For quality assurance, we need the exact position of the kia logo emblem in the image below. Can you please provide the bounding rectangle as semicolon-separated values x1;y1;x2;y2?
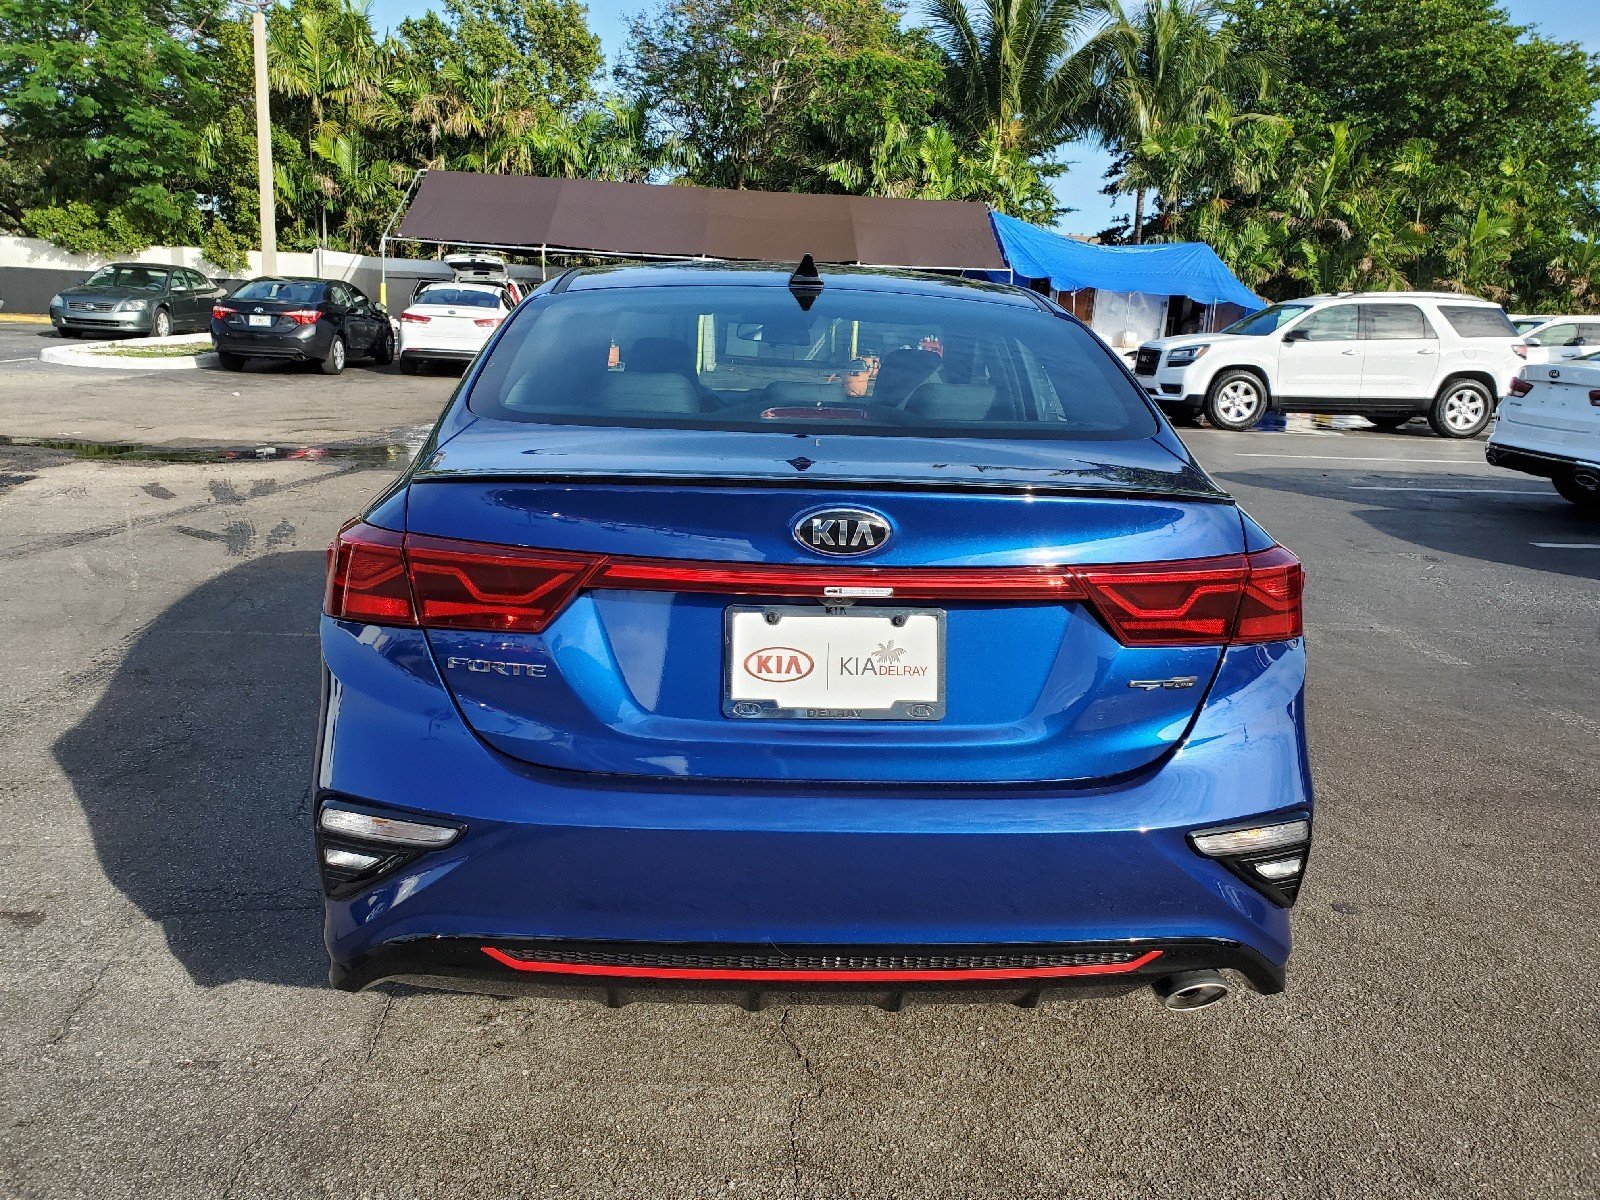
794;507;891;557
743;647;814;682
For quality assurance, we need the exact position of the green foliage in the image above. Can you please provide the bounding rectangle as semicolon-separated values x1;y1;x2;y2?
617;0;941;191
0;0;225;243
200;221;251;276
22;202;151;257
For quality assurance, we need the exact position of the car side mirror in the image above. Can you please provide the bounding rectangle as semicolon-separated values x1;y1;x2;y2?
1283;328;1309;344
1524;337;1541;347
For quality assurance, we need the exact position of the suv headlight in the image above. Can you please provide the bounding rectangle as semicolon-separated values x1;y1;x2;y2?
118;298;149;312
1167;344;1210;366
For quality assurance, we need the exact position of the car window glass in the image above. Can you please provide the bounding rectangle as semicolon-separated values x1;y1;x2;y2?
1362;304;1433;339
83;265;169;291
1295;306;1360;341
1439;305;1518;338
1221;303;1312;336
172;272;194;293
1578;323;1600;345
187;270;210;290
1537;323;1577;345
415;287;501;308
327;283;351;307
470;285;1157;440
231;279;326;305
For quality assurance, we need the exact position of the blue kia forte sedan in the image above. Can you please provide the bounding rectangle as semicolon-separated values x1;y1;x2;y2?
316;260;1312;1011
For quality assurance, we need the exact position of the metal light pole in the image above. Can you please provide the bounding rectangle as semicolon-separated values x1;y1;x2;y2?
244;0;277;275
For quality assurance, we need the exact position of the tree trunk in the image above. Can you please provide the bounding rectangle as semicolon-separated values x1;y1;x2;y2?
1133;188;1146;244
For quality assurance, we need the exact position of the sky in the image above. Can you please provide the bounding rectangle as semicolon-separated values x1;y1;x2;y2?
365;0;1600;235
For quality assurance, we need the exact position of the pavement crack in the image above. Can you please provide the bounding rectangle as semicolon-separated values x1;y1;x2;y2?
776;1008;822;1199
47;961;112;1046
365;992;394;1063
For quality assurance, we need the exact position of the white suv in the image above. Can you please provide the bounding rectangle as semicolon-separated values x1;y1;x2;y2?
1133;293;1524;438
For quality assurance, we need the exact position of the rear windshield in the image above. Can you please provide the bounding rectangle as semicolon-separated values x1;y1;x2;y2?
468;285;1157;440
416;286;501;308
1438;305;1517;338
232;278;326;304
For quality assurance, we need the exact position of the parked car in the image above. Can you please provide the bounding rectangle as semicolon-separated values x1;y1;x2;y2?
1134;292;1523;437
397;282;512;373
1486;356;1600;515
49;263;225;339
211;277;392;374
316;261;1312;1011
1514;315;1600;366
433;253;522;308
1510;313;1559;336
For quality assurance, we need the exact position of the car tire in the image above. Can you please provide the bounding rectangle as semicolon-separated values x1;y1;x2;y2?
372;327;395;366
57;328;79;339
1364;412;1413;430
151;307;172;339
217;352;246;372
1205;371;1269;431
1428;378;1493;438
399;356;420;376
319;335;347;376
1553;472;1600;515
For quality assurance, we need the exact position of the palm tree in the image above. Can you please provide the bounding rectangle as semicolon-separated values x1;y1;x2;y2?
926;0;1107;161
1090;0;1269;241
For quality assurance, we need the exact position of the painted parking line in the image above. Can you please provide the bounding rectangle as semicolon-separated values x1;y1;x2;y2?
0;357;36;364
1349;485;1550;494
1531;542;1600;550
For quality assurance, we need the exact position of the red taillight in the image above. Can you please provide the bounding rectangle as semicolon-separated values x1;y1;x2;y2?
322;528;1304;645
405;535;602;632
1509;377;1533;396
1513;343;1527;358
1589;389;1600;407
401;312;430;324
474;316;503;328
212;304;236;320
284;309;320;326
1232;546;1305;642
325;523;416;625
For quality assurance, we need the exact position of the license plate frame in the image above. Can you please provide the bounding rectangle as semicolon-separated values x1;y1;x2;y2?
723;604;946;721
247;314;273;328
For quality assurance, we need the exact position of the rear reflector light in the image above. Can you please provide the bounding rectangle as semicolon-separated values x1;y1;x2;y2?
1513;343;1527;358
474;316;503;328
400;312;430;323
284;309;320;325
324;525;1304;645
1509;377;1533;396
212;305;236;319
480;945;1163;982
1590;389;1600;406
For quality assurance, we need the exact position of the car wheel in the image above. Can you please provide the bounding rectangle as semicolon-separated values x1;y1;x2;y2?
372;327;395;366
57;328;79;340
217;352;246;372
1428;379;1493;438
1363;412;1413;430
319;335;347;376
1205;371;1268;431
1553;471;1600;515
399;357;421;375
151;307;172;339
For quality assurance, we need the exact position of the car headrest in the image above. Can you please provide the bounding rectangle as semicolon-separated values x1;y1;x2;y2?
594;372;703;415
625;337;696;377
761;381;846;406
903;384;1000;422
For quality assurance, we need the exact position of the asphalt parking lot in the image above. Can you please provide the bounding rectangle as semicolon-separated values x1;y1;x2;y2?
0;345;1596;1198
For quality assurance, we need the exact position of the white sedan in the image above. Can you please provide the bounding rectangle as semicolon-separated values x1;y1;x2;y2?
397;283;512;374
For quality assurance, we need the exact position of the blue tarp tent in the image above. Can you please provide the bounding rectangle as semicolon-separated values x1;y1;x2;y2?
990;212;1264;312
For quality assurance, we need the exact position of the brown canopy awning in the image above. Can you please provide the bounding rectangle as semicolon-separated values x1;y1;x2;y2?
393;171;1006;270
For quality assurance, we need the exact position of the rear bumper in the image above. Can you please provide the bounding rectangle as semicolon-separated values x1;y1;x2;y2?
317;619;1312;1000
400;345;479;362
331;935;1285;1002
211;325;327;360
1486;439;1600;478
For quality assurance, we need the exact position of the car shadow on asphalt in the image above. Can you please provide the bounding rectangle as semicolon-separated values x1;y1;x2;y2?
53;550;330;989
1214;468;1600;580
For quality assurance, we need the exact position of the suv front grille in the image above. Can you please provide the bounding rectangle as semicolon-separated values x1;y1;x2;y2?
1134;348;1160;375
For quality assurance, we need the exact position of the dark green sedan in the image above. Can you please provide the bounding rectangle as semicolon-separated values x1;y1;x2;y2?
49;263;227;339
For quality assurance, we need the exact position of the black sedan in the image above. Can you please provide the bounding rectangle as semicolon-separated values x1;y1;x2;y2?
50;263;226;339
211;277;393;374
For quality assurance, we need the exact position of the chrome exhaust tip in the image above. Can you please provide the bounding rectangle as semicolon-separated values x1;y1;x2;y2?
1572;469;1600;492
1152;969;1231;1011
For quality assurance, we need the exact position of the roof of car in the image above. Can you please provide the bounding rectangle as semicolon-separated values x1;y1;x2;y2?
559;261;1038;306
1296;291;1500;305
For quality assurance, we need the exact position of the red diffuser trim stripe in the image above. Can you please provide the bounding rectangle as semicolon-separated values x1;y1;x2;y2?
480;946;1163;982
